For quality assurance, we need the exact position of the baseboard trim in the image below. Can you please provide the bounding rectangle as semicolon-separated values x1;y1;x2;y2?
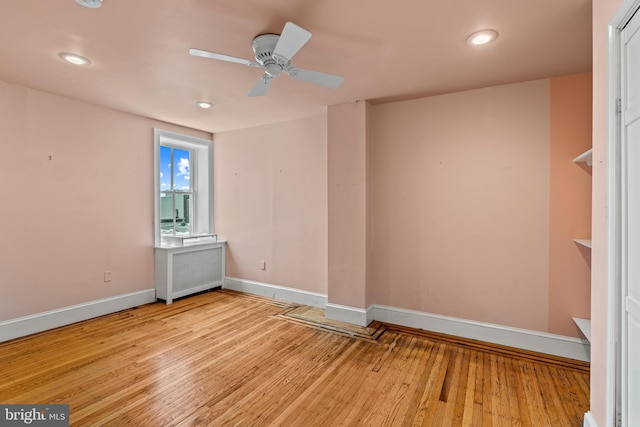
325;303;373;326
223;277;327;308
0;279;591;362
582;412;597;427
221;277;589;361
373;305;590;362
0;289;156;343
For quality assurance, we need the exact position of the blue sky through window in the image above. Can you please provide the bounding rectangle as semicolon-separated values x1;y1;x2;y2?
160;146;171;190
173;148;191;191
159;146;191;191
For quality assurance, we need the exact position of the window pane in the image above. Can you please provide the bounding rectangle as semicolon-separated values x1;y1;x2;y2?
173;148;191;191
174;193;192;235
159;146;172;191
160;193;174;235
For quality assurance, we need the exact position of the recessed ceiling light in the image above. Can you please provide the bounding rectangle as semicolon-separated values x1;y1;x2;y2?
58;52;91;65
196;101;214;109
75;0;102;8
466;30;499;46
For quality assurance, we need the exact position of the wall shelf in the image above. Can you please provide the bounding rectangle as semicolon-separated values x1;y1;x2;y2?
572;148;593;166
572;148;592;345
573;317;591;342
573;239;592;249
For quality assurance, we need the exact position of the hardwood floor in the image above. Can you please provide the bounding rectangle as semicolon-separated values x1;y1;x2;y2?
0;290;589;426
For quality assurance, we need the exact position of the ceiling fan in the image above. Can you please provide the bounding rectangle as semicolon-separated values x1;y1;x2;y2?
190;22;344;97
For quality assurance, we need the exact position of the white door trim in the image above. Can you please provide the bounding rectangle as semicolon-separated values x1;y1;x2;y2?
607;2;640;426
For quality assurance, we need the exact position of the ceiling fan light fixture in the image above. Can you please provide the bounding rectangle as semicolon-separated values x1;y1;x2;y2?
196;101;214;109
58;52;91;65
466;30;498;46
75;0;102;8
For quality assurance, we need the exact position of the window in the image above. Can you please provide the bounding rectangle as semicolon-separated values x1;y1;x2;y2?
153;129;213;247
160;146;193;236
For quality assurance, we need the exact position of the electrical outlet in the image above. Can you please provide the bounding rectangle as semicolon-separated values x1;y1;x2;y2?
259;260;266;271
104;271;112;282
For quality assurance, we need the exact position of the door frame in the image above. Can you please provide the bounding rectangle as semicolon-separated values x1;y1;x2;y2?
607;1;640;426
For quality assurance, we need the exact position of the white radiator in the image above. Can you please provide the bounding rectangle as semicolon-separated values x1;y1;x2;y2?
154;241;226;304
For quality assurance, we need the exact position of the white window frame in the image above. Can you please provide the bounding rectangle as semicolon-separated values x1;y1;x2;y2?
153;129;213;247
160;144;195;236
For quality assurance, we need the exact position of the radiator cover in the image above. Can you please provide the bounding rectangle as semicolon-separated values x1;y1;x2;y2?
154;241;226;304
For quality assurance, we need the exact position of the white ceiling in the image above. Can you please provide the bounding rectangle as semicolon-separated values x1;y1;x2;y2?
0;0;592;133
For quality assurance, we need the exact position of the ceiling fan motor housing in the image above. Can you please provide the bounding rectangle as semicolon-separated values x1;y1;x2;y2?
252;34;288;76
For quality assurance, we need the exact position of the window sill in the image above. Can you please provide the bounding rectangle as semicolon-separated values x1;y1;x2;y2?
155;240;226;251
159;234;219;248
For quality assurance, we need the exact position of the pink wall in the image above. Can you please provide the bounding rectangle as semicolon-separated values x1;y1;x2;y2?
591;0;623;425
0;80;209;321
548;73;593;337
213;116;328;295
366;103;375;308
370;80;552;332
327;102;369;308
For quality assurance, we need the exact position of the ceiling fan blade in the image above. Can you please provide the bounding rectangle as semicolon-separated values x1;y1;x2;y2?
189;48;260;67
248;74;273;96
287;68;344;89
273;22;312;61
